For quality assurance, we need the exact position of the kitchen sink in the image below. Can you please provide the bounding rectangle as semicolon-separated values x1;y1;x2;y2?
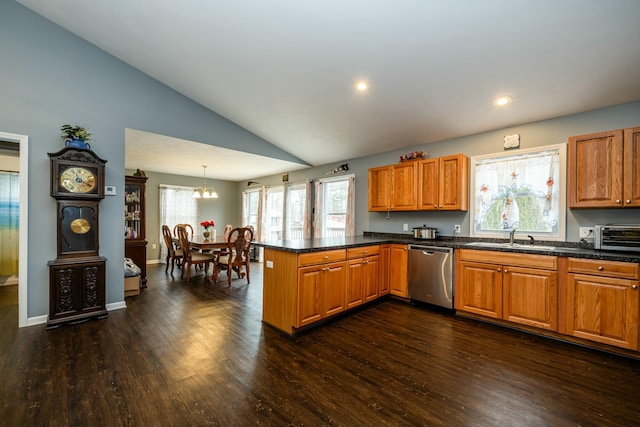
465;242;556;251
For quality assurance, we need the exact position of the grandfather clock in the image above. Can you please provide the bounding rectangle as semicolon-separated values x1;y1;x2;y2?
47;147;108;328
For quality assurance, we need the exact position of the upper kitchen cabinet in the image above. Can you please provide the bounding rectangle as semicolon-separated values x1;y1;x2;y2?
568;127;640;208
368;162;417;212
417;154;469;211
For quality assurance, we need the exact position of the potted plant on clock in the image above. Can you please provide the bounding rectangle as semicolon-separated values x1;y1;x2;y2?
60;124;93;149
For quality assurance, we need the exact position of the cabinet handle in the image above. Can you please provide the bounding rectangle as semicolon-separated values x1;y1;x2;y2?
626;200;632;204
364;260;369;264
632;285;638;290
497;268;501;272
322;267;329;271
434;204;438;208
504;269;508;274
324;256;329;260
598;266;604;271
616;199;621;204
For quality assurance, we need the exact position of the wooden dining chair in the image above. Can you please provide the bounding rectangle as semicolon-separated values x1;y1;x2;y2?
162;225;183;275
173;223;194;239
177;225;215;281
213;227;253;287
222;224;234;242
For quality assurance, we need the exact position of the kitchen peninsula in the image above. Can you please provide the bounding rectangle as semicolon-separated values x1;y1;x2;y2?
257;234;640;358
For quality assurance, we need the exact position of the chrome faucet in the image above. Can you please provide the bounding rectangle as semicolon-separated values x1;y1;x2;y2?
509;228;516;245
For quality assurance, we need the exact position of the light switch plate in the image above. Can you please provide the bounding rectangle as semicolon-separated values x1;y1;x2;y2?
403;224;409;231
266;260;274;269
105;185;116;196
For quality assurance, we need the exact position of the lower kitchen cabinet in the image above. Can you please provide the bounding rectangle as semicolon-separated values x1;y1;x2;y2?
565;258;639;350
455;249;558;331
378;244;391;295
389;244;408;297
297;261;346;327
346;246;381;308
263;245;388;335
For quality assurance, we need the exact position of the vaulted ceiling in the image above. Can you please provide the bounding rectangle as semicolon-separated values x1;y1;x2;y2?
17;0;640;180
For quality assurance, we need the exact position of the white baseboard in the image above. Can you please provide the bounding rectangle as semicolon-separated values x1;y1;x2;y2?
27;315;48;326
107;301;127;311
147;259;162;265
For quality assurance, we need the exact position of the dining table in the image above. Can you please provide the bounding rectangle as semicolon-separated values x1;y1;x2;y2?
173;234;230;251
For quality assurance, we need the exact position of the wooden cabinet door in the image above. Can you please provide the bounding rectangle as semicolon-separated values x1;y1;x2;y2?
378;244;390;295
391;162;417;210
297;266;324;327
568;129;624;208
567;273;640;350
623;126;640;207
389;244;408;297
346;259;365;309
363;256;380;302
455;261;502;319
566;273;639;350
324;262;346;317
438;154;468;211
368;166;391;211
503;266;557;331
417;158;439;210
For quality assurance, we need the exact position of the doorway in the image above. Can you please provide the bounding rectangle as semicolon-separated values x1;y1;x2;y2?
0;132;28;327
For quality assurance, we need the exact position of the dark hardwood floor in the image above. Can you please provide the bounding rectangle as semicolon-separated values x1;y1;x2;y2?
1;263;639;427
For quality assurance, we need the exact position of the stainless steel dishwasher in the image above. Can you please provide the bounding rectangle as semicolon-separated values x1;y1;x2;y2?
407;245;453;309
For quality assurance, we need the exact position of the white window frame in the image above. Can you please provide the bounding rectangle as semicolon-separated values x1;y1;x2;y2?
469;143;567;241
314;174;355;239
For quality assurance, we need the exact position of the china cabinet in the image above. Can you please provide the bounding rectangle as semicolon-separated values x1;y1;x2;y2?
125;175;148;286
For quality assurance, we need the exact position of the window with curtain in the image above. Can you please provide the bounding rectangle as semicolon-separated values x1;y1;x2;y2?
469;143;566;240
245;183;311;242
314;175;355;238
159;185;199;262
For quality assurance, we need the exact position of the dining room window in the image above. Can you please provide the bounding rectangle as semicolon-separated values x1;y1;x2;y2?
285;181;311;240
159;185;199;262
263;186;285;241
469;143;566;240
314;175;355;238
242;188;261;231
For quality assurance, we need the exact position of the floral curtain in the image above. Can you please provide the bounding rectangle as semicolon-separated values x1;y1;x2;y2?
473;146;562;237
0;171;19;276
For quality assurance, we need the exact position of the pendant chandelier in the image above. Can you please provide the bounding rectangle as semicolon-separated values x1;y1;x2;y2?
193;165;219;199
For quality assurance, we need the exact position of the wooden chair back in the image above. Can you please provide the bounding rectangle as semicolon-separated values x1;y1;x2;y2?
162;225;176;256
173;223;194;238
162;224;183;274
222;224;234;242
214;227;254;286
177;225;214;281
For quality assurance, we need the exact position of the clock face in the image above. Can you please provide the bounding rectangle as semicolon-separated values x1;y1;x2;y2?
60;167;96;194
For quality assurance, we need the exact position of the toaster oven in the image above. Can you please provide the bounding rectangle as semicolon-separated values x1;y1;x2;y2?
594;225;640;252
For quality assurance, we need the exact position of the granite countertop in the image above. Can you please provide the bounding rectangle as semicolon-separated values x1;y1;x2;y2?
254;232;640;263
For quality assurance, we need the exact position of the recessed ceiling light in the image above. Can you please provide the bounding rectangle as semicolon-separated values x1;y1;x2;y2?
355;81;369;91
493;96;512;106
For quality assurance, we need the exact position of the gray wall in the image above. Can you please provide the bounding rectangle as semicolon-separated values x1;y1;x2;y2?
249;101;640;242
0;1;301;320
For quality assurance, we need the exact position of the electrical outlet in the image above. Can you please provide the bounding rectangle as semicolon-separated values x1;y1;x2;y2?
403;223;409;231
579;227;594;238
454;224;461;234
151;243;157;249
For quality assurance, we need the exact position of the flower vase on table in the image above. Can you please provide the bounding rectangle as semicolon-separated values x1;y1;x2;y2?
200;219;215;240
